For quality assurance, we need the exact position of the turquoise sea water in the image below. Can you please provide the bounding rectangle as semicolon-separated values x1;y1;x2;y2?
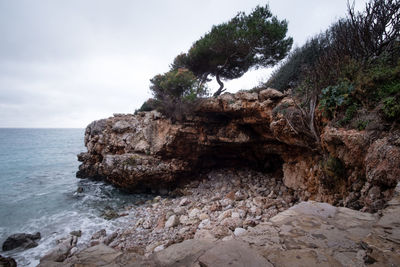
0;128;146;266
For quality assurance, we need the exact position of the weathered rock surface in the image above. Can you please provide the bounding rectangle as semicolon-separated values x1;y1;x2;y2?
40;182;400;266
1;232;41;251
77;89;400;211
40;235;78;263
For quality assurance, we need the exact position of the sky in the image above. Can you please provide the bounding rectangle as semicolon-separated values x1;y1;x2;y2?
0;0;368;128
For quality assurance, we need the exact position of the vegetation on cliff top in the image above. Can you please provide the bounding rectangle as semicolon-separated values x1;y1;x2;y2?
265;0;400;130
139;4;292;119
138;0;399;129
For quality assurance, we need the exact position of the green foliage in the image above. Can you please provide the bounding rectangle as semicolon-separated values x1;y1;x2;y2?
137;98;157;113
319;81;355;119
174;4;293;96
266;36;327;91
149;68;208;120
356;120;369;130
264;0;400;128
338;103;358;126
150;69;206;101
383;96;400;120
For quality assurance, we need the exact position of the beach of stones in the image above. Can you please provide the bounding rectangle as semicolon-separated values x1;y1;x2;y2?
87;168;297;255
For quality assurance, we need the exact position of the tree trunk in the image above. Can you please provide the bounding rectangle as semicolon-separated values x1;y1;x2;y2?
213;73;225;97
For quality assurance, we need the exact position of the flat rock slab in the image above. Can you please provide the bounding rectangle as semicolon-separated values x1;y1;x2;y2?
238;195;400;267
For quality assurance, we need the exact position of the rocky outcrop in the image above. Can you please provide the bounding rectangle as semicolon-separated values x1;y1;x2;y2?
0;255;17;267
77;89;400;211
2;232;41;251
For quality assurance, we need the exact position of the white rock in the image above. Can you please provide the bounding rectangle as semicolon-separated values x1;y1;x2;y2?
198;219;211;229
199;213;209;220
231;212;240;218
142;219;152;229
165;215;179;228
69;247;78;256
234;227;247;236
218;209;233;221
179;198;190;206
189;208;201;219
154;244;165;252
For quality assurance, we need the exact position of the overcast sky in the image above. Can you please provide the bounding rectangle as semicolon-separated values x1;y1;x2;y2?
0;0;367;128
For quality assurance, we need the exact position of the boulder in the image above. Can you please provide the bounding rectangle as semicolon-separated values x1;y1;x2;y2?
164;215;179;228
40;236;78;262
2;232;41;251
259;88;284;100
0;255;16;267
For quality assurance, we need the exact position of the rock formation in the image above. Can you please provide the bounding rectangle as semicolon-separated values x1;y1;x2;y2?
77;89;400;212
2;232;41;251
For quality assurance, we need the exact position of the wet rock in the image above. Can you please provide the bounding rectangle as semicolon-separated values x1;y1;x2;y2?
2;232;41;251
0;255;16;267
101;207;119;220
40;236;78;262
70;230;82;237
103;232;118;245
91;229;106;240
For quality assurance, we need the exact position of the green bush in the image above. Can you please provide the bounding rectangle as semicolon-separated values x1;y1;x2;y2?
265;0;400;128
338;103;358;126
265;36;327;91
383;96;400;120
319;81;355;119
150;69;206;101
356;120;369;130
137;98;157;112
149;69;208;121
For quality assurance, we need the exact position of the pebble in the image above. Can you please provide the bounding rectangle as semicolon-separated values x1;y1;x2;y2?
76;168;296;256
234;228;247;236
165;215;179;228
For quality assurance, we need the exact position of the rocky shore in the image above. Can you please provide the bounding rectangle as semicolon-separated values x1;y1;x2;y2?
37;88;400;266
38;181;400;266
38;168;296;263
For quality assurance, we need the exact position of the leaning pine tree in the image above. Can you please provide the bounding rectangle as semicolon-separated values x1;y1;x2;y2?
172;5;293;96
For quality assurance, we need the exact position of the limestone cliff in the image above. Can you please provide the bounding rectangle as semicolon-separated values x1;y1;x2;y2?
77;89;400;212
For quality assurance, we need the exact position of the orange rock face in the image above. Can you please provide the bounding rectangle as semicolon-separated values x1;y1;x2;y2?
77;89;400;211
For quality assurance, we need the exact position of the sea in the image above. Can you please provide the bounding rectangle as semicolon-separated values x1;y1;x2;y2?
0;128;150;266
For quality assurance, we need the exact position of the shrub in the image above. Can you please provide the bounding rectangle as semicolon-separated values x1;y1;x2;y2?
265;36;328;92
338;103;358;126
383;96;400;120
149;68;208;121
356;120;369;130
137;98;157;112
319;81;355;119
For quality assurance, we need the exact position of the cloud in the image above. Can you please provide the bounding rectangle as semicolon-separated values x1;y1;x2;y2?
0;0;368;127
